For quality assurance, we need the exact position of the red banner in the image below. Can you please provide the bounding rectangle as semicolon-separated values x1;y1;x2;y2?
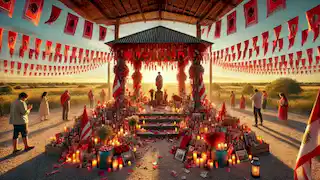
19;34;30;58
261;31;269;47
64;13;79;35
306;48;313;66
287;16;299;39
83;20;93;39
244;0;258;27
227;11;237;35
278;38;283;51
44;5;61;24
263;42;268;56
272;40;277;53
252;36;258;49
214;20;221;39
306;4;320;32
35;38;42;59
249;48;252;59
64;45;69;63
45;41;52;54
288;36;295;50
8;31;17;57
0;28;3;53
23;0;44;26
243;40;249;59
0;0;15;17
78;48;84;63
99;26;107;41
301;29;309;46
273;25;282;40
266;0;286;17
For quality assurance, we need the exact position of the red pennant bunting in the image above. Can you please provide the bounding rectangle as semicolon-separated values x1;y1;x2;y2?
227;11;237;35
301;58;306;67
64;45;69;63
8;31;17;57
244;0;258;27
35;38;42;59
252;36;258;49
23;0;44;26
78;48;84;62
45;41;52;54
0;28;3;53
274;56;279;69
278;38;283;51
261;31;269;47
306;4;320;32
0;0;15;17
272;40;277;53
306;48;313;66
83;20;93;39
288;53;294;67
249;48;253;59
255;46;260;57
44;5;61;24
99;26;107;41
243;40;249;59
287;16;299;38
64;13;79;35
28;49;34;59
288;36;295;50
263;43;269;56
55;43;61;55
214;20;221;39
21;35;30;51
266;0;286;17
301;29;309;46
236;42;241;54
273;25;282;40
313;26;319;42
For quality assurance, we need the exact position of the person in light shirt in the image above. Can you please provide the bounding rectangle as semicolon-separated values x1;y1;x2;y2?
250;89;263;127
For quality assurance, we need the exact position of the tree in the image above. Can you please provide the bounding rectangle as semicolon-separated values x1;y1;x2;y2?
242;84;254;95
212;83;221;91
266;78;302;97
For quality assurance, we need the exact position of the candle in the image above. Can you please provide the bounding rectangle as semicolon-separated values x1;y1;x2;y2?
233;160;236;165
201;152;207;162
92;159;97;168
196;159;200;167
200;158;204;167
193;152;198;161
249;154;252;160
228;159;232;166
133;147;137;152
232;154;236;161
112;159;118;171
197;135;201;140
173;121;176;125
237;159;240;164
128;161;132;166
209;161;214;169
120;128;124;134
64;126;67;132
72;153;76;162
224;143;227;149
119;164;123;170
204;127;208;133
76;150;80;162
175;127;178;132
94;137;98;145
217;144;221;150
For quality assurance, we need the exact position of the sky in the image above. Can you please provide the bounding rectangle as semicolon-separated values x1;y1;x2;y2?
0;0;319;83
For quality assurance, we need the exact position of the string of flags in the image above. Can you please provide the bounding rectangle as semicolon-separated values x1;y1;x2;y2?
0;0;111;41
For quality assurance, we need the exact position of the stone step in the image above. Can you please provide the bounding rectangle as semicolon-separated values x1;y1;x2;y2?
137;113;186;117
139;118;182;123
136;132;179;138
140;123;178;130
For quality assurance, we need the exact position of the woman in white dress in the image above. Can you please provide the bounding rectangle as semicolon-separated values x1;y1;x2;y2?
39;92;49;121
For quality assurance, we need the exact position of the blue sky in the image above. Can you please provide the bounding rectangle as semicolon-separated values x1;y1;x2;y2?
0;0;319;83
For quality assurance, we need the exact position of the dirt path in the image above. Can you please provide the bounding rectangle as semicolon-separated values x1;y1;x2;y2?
0;105;319;179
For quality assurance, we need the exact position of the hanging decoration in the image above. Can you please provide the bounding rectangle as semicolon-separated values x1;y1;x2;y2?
266;0;286;17
278;38;283;51
227;11;237;35
7;30;17;57
23;0;44;26
99;26;107;41
288;16;299;39
243;0;258;28
301;29;309;47
0;28;3;53
19;34;30;58
306;5;320;41
132;60;142;97
83;20;93;39
44;5;62;24
64;13;79;35
34;38;42;60
0;0;15;18
177;56;188;97
64;45;69;63
273;25;282;40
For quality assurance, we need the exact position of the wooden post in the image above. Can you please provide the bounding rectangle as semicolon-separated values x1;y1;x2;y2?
209;55;212;101
114;19;120;40
196;23;201;38
107;62;111;100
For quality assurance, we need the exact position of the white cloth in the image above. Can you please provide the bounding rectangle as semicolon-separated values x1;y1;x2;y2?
250;92;262;109
39;97;50;117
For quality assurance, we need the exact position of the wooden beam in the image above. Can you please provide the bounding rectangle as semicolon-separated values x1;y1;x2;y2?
60;0;94;20
198;0;222;24
196;23;201;38
89;0;113;19
182;0;189;14
209;51;212;101
136;0;147;22
158;0;162;19
118;0;132;21
199;0;213;18
107;61;111;101
194;0;205;17
111;1;122;16
114;19;120;40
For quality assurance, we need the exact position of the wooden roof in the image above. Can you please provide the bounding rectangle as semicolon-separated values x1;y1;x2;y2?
106;26;213;47
59;0;243;26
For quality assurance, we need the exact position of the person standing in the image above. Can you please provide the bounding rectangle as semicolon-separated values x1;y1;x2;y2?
262;91;268;110
250;89;263;127
60;90;70;121
239;94;246;109
164;89;168;103
100;89;106;103
9;92;34;154
230;91;235;108
155;72;163;91
39;92;49;121
88;89;94;108
149;89;155;101
278;93;289;121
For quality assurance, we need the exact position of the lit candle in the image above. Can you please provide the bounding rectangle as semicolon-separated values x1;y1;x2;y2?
143;120;145;125
217;144;221;150
233;160;236;165
94;138;98;145
64;126;67;132
204;127;208;133
119;164;123;170
128;161;132;166
200;158;204;167
112;159;118;171
201;152;207;162
237;159;240;164
173;121;176;125
232;154;236;161
228;159;232;166
224;143;227;149
197;135;201;140
92;159;97;168
196;158;200;167
175;127;178;132
249;154;252;160
209;161;214;169
72;153;76;161
133;147;137;152
193;152;198;161
120;128;124;134
76;150;80;162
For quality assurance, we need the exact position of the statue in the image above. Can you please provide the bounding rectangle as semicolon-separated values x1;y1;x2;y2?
155;72;163;91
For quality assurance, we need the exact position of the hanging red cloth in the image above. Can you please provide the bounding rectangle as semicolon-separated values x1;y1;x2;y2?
45;5;62;24
23;0;44;26
8;31;17;57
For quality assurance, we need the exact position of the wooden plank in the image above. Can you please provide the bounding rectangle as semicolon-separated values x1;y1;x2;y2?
136;0;147;22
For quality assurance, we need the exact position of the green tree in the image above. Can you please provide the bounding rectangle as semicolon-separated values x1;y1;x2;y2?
266;78;302;97
242;84;254;95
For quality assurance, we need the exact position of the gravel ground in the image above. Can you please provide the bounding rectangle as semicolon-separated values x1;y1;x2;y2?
0;105;319;180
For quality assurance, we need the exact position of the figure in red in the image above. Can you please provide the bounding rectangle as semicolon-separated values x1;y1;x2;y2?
278;92;289;121
230;91;235;108
88;89;94;108
239;94;246;109
156;72;163;91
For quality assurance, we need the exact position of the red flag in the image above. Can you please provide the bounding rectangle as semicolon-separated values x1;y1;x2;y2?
227;11;237;35
44;5;61;24
289;53;294;67
306;48;313;66
272;40;277;53
78;48;84;62
313;26;319;42
0;28;3;53
8;31;17;57
306;5;320;32
263;42;269;56
55;43;61;55
301;29;309;46
244;0;258;27
0;0;15;17
23;0;44;26
214;20;221;39
230;45;235;53
252;36;258;49
64;45;69;63
243;40;249;59
64;13;79;35
273;25;282;40
294;89;320;180
266;0;286;17
236;42;241;58
21;34;30;51
288;16;299;39
278;38;283;51
35;38;42;60
45;41;52;54
113;76;122;99
99;26;107;41
261;31;269;47
249;48;253;59
83;20;93;39
288;36;295;50
297;51;302;65
255;46;260;57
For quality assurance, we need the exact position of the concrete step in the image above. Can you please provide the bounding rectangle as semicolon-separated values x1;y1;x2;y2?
139;118;182;123
136;131;179;138
140;123;178;130
137;113;186;117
